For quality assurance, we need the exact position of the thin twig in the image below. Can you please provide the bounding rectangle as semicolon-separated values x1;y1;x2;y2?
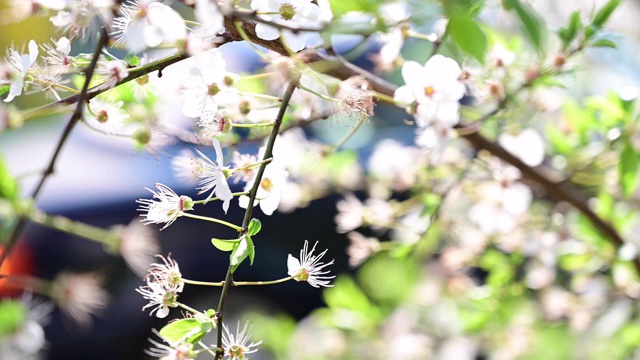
214;79;298;359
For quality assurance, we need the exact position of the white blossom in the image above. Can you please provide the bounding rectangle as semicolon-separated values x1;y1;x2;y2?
112;1;187;53
2;40;38;103
231;152;259;184
137;183;193;230
287;240;335;288
222;321;262;360
498;129;545;167
0;294;52;360
146;332;195;360
394;54;465;127
86;98;129;134
144;254;184;292
250;0;330;52
171;149;206;185
238;163;288;216
95;59;129;89
118;219;161;278
51;272;109;327
136;279;179;318
193;139;233;212
196;110;231;142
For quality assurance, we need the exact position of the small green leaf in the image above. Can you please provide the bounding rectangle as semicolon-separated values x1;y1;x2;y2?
124;53;140;67
0;154;19;204
558;11;582;47
592;0;622;28
619;138;639;198
211;238;240;252
247;218;262;236
230;235;255;271
0;299;27;337
447;12;487;64
0;86;9;97
590;38;617;48
159;319;201;343
505;0;546;51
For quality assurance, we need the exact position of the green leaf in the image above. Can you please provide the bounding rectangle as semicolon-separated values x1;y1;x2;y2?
558;11;582;47
159;319;201;343
0;154;19;204
230;235;255;271
447;12;487;64
124;53;140;67
619;138;639;198
247;218;262;236
0;86;9;97
211;238;240;252
504;0;546;51
329;0;384;18
592;0;622;28
591;38;617;48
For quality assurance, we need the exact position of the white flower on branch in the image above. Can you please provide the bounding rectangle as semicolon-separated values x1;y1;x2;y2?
221;321;262;360
250;0;331;52
194;0;224;37
48;0;114;39
42;37;73;72
195;110;231;142
238;163;289;216
51;272;109;327
136;279;179;318
287;240;335;288
137;183;193;230
95;59;129;89
193;138;233;212
144;254;184;293
112;0;187;53
85;98;129;134
231;152;259;184
2;40;38;103
394;54;465;127
171;149;206;185
181;49;239;118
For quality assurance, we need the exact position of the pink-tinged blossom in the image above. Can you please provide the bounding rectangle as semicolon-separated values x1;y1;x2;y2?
287;240;335;288
394;54;465;127
2;40;38;103
335;193;364;234
250;0;331;52
118;219;161;278
231;152;259;183
146;332;195;360
193;139;233;212
136;183;193;230
95;59;129;89
42;37;72;72
51;272;109;327
196;110;231;142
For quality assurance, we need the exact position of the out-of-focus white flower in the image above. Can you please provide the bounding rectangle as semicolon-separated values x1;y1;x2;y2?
231;152;259;183
468;161;532;235
367;139;420;193
193;139;233;212
2;40;38;103
221;321;262;360
86;98;129;134
391;209;431;244
195;110;231;142
144;254;184;292
51;272;109;327
346;232;380;268
195;0;224;37
136;183;193;230
394;54;465;127
238;163;289;216
112;1;187;53
490;44;515;68
287;240;335;288
117;219;161;278
95;59;129;89
335;193;364;233
415;123;453;164
171;149;206;185
181;49;239;118
48;0;114;39
498;129;545;167
146;332;195;360
0;294;52;360
136;279;179;318
250;0;330;52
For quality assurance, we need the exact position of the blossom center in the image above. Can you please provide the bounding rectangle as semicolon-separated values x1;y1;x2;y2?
279;3;296;21
229;345;244;357
208;83;221;96
261;178;273;191
96;110;109;123
424;85;435;97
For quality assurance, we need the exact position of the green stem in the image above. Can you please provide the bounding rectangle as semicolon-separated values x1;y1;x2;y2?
297;83;338;102
214;79;299;360
28;209;117;247
231;122;275;128
182;276;292;287
181;213;243;232
192;192;248;205
330;112;367;151
237;92;281;102
177;302;200;315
